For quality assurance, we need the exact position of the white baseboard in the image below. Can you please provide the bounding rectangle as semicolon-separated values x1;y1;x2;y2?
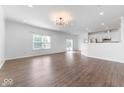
6;51;66;61
86;55;123;63
0;58;5;69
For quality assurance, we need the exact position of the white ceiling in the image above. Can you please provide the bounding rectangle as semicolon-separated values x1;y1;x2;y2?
3;5;124;35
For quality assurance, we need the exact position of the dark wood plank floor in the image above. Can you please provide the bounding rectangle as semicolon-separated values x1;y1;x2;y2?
0;51;124;87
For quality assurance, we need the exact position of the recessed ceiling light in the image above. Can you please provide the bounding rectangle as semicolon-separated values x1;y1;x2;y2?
99;12;104;15
28;5;33;8
101;22;104;26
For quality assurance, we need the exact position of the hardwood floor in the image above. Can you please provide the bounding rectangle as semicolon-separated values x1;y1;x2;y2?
0;51;124;87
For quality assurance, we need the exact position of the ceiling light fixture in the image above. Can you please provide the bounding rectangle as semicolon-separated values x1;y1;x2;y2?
56;17;65;25
99;12;104;15
51;11;72;27
98;5;104;16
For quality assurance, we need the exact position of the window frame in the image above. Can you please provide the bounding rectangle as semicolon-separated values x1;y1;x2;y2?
33;34;51;50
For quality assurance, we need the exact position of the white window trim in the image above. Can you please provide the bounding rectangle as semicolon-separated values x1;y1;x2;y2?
33;34;51;50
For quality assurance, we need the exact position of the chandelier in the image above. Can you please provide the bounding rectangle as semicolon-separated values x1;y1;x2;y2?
51;11;72;26
56;17;66;26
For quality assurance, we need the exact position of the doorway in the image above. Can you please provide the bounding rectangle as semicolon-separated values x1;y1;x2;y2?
66;39;73;51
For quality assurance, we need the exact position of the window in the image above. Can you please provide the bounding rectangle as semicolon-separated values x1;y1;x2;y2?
33;34;51;50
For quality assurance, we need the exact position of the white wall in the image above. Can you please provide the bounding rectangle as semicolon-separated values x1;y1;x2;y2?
0;6;5;69
78;33;88;56
88;43;124;62
110;29;121;41
5;20;78;60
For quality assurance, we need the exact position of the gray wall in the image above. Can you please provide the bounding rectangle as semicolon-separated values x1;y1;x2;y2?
0;6;5;68
5;20;78;59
